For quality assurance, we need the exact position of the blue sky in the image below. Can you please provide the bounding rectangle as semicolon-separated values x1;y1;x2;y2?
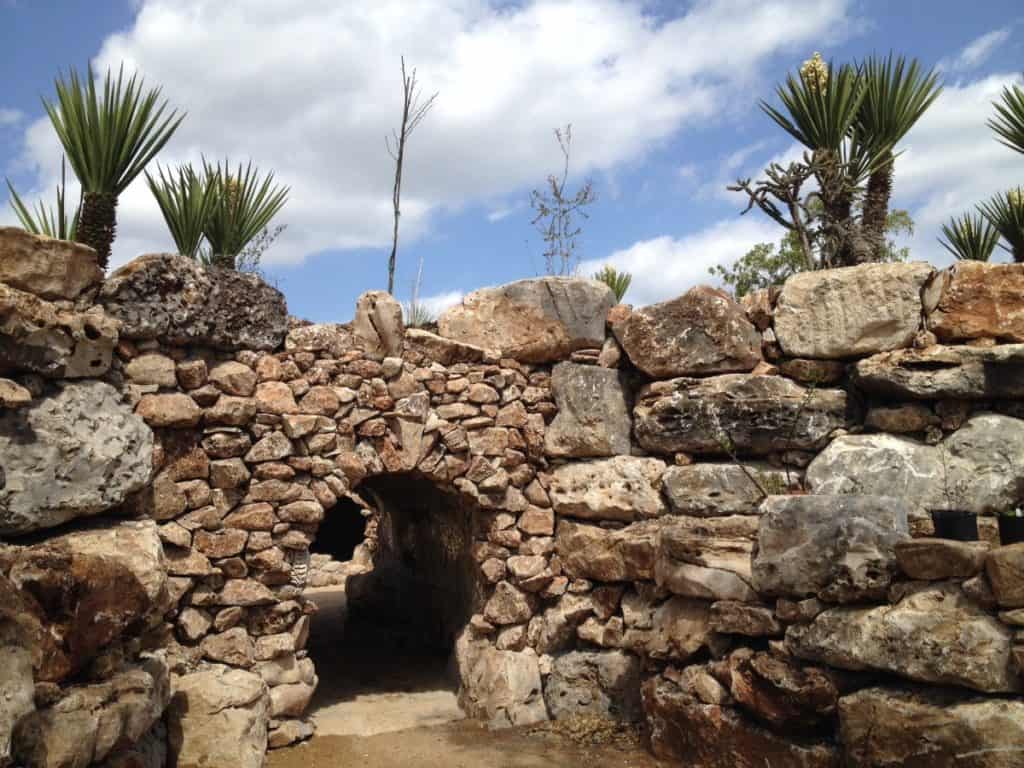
2;0;1022;321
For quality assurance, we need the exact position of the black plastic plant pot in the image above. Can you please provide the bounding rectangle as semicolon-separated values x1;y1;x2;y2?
998;515;1024;546
930;509;979;541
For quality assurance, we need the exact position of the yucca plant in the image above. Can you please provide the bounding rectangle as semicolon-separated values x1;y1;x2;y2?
201;159;288;269
43;65;184;270
592;264;632;303
989;83;1024;155
857;54;942;257
6;157;80;240
938;212;1000;262
979;188;1024;262
145;163;216;258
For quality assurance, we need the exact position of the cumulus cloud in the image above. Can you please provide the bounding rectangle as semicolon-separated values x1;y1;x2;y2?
8;0;854;268
418;289;465;317
939;27;1012;72
580;215;779;307
0;108;22;126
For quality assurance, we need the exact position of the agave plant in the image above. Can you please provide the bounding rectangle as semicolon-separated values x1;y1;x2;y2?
989;82;1024;155
201;159;288;269
856;54;942;257
938;212;1000;262
145;163;216;258
6;157;80;240
43;65;184;270
978;188;1024;262
592;264;632;303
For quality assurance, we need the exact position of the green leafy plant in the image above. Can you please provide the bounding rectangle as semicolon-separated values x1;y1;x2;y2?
989;82;1024;155
938;212;1000;262
592;265;632;302
43;65;184;269
145;163;216;258
6;157;80;240
201;159;288;269
978;188;1024;262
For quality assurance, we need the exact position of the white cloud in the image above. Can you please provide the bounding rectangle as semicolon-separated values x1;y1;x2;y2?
939;27;1012;72
0;108;22;126
486;201;525;223
417;289;464;317
581;215;779;307
10;0;855;270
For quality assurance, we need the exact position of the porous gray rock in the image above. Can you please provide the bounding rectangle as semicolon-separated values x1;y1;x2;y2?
547;456;666;521
543;650;643;721
634;374;849;455
751;495;910;603
0;226;103;300
774;262;933;359
352;290;404;358
284;322;355;357
0;283;118;378
662;463;797;517
787;582;1020;693
0;381;153;536
612;286;762;377
438;277;614;363
839;686;1024;767
99;253;288;350
852;343;1024;399
544;362;631;458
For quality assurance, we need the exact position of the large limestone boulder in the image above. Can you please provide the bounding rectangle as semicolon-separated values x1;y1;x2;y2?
0;283;118;378
612;286;761;377
656;515;760;602
455;636;548;728
352;290;404;359
839;686;1024;767
852;343;1024;399
167;666;269;768
543;650;642;722
99;254;288;350
546;456;666;521
787;582;1020;693
544;362;631;458
3;519;168;682
12;654;169;768
928;261;1024;343
806;414;1024;515
438;277;614;363
774;262;933;359
0;227;103;300
752;495;910;603
641;675;839;767
556;519;659;582
284;322;354;357
404;327;486;365
662;463;797;517
581;595;717;662
0;381;153;537
634;374;849;455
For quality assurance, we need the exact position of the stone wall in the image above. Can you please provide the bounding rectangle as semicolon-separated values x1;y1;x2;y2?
2;226;1024;768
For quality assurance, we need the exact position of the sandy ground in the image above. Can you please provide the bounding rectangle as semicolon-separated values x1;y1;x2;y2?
272;586;665;767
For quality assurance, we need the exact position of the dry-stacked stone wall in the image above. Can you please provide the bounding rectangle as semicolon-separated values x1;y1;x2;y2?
2;225;1024;768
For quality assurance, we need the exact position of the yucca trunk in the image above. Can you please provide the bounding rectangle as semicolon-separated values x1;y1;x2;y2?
210;253;236;270
862;152;894;261
77;192;118;270
814;149;858;267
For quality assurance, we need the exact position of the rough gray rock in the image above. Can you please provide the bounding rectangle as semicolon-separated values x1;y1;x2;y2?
547;456;666;521
352;290;404;359
438;277;614;363
543;650;643;722
404;328;487;365
787;582;1020;693
612;286;761;377
0;226;103;300
99;254;288;350
0;637;34;768
806;414;1024;515
839;686;1024;767
774;262;933;358
544;362;631;458
556;519;659;582
752;495;910;603
656;515;760;602
852;343;1024;399
455;635;548;728
284;322;355;357
662;463;798;517
634;374;849;455
0;283;118;378
0;381;153;536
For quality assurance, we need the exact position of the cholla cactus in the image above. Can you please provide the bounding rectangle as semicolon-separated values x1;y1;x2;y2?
800;52;829;93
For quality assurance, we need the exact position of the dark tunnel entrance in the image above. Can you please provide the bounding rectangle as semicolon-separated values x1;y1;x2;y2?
303;472;485;735
309;495;367;563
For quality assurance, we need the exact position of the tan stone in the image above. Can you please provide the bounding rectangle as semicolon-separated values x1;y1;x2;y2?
986;543;1024;608
929;261;1024;342
204;395;256;426
208;360;257;396
0;378;31;407
124;353;177;387
0;226;102;300
136;393;201;428
896;538;989;580
255;381;298;414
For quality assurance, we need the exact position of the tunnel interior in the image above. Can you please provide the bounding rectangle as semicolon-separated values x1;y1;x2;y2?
303;472;485;733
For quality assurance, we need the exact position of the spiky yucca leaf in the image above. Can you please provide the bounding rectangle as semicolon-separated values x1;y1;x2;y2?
202;159;288;269
145;163;215;258
857;54;942;149
978;188;1024;261
989;83;1024;155
5;157;80;240
938;212;1000;262
592;265;632;303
